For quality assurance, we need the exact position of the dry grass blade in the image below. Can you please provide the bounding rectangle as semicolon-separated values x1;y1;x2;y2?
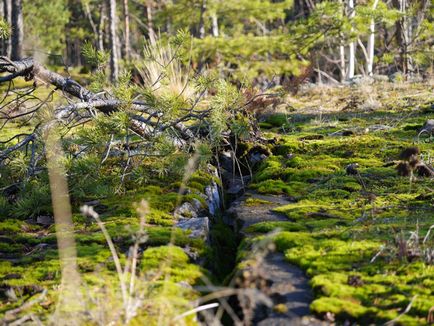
80;205;128;310
384;295;417;325
172;303;220;322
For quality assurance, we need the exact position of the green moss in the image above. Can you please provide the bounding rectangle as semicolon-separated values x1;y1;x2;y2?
259;122;273;129
0;219;22;234
250;179;309;196
274;199;355;221
147;209;174;226
245;221;307;233
250;179;291;195
141;246;202;284
244;197;273;206
263;113;291;128
310;297;369;319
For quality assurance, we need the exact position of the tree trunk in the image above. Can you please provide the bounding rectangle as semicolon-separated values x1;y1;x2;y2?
211;13;219;37
108;0;119;81
393;0;410;74
122;0;130;60
366;0;380;76
0;0;4;55
2;0;11;57
346;0;355;80
97;3;106;51
11;0;23;60
198;0;206;39
340;43;346;82
146;1;155;45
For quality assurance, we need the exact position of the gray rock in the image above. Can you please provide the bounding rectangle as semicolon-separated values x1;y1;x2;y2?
205;182;221;216
226;176;251;197
347;75;374;85
372;74;389;82
249;152;268;165
191;198;203;211
176;217;209;240
407;74;424;83
419;119;434;136
36;215;54;226
220;151;235;173
366;124;392;132
174;202;198;219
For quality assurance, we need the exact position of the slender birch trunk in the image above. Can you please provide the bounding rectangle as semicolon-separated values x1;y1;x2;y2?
122;0;130;60
108;0;119;81
211;13;219;37
97;3;106;51
366;0;380;76
340;43;346;82
346;0;356;80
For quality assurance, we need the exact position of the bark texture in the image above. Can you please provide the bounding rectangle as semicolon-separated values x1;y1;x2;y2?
108;0;119;81
11;0;23;60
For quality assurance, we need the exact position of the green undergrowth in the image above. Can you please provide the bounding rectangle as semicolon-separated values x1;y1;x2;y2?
242;85;434;324
0;169;214;322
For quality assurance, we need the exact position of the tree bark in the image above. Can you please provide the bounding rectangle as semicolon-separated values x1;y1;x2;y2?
11;0;23;60
211;13;219;37
0;57;195;144
346;0;355;80
122;0;130;60
393;0;410;74
339;43;346;82
0;0;4;55
198;0;206;39
366;0;380;76
97;3;106;51
2;0;11;57
108;0;119;81
146;1;155;45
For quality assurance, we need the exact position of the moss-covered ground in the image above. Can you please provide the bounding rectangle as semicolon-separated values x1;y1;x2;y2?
245;82;434;324
0;166;216;322
1;79;433;324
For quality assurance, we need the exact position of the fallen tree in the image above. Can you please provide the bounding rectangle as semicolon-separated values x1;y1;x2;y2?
0;54;270;196
0;56;199;148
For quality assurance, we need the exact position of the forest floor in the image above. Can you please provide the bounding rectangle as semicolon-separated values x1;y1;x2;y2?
0;79;433;324
240;80;434;324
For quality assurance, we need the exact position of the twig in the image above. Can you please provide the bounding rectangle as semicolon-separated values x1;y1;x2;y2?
3;289;47;323
384;295;417;325
423;225;434;244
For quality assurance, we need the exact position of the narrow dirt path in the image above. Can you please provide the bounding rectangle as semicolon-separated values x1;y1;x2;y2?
227;191;325;325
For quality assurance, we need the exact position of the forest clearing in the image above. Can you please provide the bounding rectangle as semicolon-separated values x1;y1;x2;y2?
0;0;433;325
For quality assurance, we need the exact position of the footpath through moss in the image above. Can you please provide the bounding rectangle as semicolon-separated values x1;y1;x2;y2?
244;83;434;324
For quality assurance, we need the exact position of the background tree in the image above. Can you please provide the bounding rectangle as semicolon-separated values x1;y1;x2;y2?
122;0;130;60
11;0;23;60
108;0;119;80
1;0;12;56
1;0;432;82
